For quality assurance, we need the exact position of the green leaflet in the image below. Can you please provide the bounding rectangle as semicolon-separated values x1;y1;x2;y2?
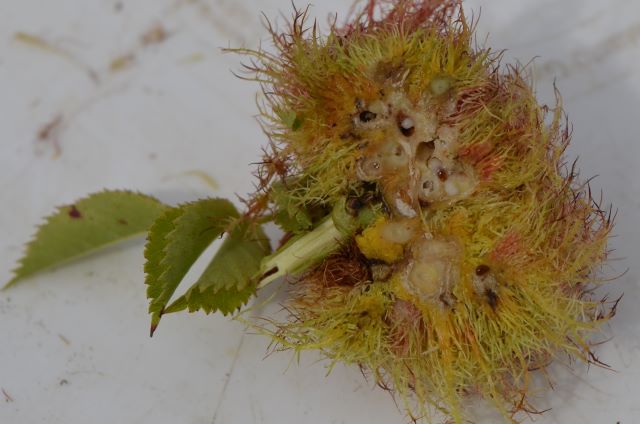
144;198;271;334
191;223;270;292
163;283;257;316
164;224;270;316
144;198;239;333
5;190;167;289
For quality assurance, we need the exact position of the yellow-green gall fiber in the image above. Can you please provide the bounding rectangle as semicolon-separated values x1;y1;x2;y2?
240;1;618;422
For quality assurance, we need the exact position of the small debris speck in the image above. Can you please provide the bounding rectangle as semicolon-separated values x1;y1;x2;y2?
37;115;64;158
141;25;168;46
58;334;71;346
181;170;219;191
2;388;14;403
109;54;135;73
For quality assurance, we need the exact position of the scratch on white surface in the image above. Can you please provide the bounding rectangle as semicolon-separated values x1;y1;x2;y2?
66;368;105;378
512;11;604;49
211;333;245;424
566;68;639;102
249;393;265;423
180;0;257;45
536;21;640;81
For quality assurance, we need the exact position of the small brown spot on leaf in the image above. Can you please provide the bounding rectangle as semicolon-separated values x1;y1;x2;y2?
68;205;82;219
118;219;128;225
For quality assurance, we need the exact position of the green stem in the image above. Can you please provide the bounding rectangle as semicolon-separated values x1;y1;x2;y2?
257;199;358;289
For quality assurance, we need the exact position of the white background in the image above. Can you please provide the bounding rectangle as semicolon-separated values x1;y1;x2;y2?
1;1;638;423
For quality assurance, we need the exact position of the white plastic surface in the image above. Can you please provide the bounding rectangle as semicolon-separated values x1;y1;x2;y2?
1;1;638;423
